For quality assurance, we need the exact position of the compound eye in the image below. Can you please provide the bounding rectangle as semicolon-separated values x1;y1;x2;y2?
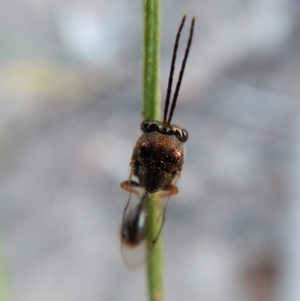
181;129;189;142
140;120;157;133
174;129;183;141
174;128;189;142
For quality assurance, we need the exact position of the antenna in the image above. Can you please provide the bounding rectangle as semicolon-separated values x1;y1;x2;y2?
163;15;186;123
167;17;195;123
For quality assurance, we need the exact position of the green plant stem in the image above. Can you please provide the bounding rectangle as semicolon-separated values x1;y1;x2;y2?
143;0;160;121
142;1;163;301
145;194;164;301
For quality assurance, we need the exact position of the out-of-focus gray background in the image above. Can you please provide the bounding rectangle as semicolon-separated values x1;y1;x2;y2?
0;0;299;300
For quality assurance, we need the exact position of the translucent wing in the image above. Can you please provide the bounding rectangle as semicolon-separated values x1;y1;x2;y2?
152;174;180;244
120;173;180;269
120;187;148;270
120;196;147;269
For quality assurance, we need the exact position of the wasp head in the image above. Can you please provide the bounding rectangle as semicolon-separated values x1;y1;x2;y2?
131;120;188;193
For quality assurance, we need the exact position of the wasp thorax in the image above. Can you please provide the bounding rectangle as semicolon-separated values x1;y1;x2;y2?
131;123;187;193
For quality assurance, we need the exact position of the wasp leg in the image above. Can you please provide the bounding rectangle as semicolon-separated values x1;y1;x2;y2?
120;180;144;198
157;184;179;199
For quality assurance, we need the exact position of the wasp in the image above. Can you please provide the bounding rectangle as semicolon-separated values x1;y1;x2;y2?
120;15;195;268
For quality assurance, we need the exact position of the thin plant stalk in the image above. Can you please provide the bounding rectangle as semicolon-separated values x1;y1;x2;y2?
142;0;164;301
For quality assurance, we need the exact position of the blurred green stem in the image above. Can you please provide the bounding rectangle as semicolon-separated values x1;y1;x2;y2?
142;0;164;301
143;0;160;121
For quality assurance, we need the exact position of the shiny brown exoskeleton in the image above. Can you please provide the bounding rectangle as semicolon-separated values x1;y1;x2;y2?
120;16;195;266
132;120;188;193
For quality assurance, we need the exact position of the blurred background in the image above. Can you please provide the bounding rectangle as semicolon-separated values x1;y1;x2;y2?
0;0;299;300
